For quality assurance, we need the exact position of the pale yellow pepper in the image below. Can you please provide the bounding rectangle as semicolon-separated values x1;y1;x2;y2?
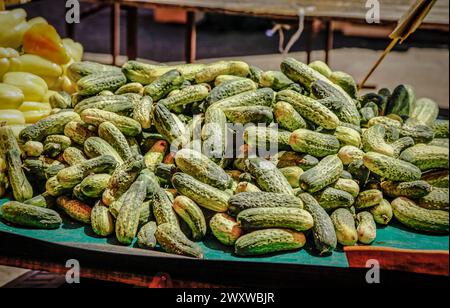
0;83;24;109
0;9;30;49
19;101;52;124
8;54;63;78
63;38;84;62
3;72;48;102
0;47;20;79
0;109;25;125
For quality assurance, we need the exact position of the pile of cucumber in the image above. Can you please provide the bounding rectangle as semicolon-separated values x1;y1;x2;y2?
0;57;448;258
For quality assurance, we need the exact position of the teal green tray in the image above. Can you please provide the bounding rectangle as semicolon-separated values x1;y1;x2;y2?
0;198;448;268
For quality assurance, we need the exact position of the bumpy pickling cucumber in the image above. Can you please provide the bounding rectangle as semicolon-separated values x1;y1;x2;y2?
273;101;307;131
289;129;340;158
356;212;377;244
210;213;242;246
392;197;449;234
277;89;339;130
381;180;432;199
237;207;314;232
80;108;142;137
245;158;294;195
363;152;421;181
155;223;204;258
171;172;230;212
175;148;232;190
400;145;449;171
299;193;337;254
370;199;393;225
299;155;343;193
234;228;306;256
0;201;62;229
172;196;206;240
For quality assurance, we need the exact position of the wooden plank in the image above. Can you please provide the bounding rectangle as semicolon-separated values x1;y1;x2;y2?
345;246;449;276
185;11;197;63
111;1;121;66
89;0;449;25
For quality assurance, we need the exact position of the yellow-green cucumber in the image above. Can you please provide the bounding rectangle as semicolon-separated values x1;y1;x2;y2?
79;173;111;198
80;108;142;137
57;155;117;188
314;187;355;212
115;176;148;245
237;207;313;231
19;111;80;142
91;201;114;237
391;197;448;234
137;221;157;249
381;180;432;199
370;199;393;225
363;152;421;181
245;157;294;195
172;196;206;240
355;189;383;209
356;211;377;244
171;172;230;212
289;129;340;158
400;145;449;171
84;136;124;165
98;121;134;162
417;187;449;211
273;101;307;131
234;228;306;256
330;208;358;246
155;223;203;258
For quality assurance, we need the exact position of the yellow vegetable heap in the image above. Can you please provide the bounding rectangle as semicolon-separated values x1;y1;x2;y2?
0;8;83;127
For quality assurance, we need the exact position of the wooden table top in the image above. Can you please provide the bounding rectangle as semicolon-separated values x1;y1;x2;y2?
84;0;449;25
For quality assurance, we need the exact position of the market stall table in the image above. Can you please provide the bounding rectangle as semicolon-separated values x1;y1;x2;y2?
0;199;448;287
72;0;449;65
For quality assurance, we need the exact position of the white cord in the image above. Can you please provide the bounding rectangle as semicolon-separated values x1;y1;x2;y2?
268;6;316;56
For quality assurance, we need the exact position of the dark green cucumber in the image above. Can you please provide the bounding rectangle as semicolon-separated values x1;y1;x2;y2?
0;201;62;229
299;193;337;254
171;172;230;212
234;228;306;256
143;69;184;101
228;192;303;216
400;145;449;171
237;207;314;231
314;187;355;212
299;155;343;193
392;197;449;234
245;158;294;195
363;152;421;181
381;180;432;199
417;187;449;211
289;129;340;158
